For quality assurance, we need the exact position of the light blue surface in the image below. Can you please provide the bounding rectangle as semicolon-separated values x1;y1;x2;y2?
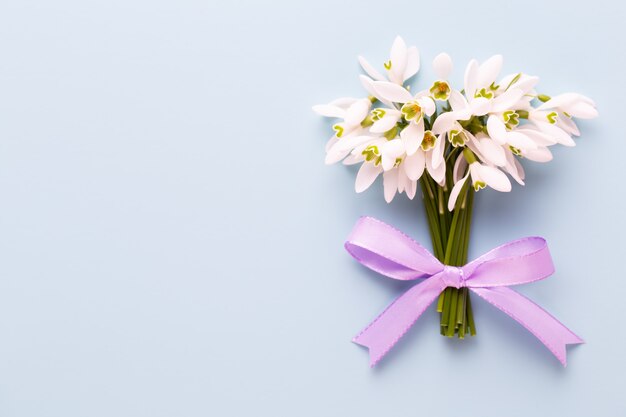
0;0;622;415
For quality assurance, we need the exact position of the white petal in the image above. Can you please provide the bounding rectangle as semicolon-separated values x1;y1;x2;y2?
558;116;580;136
515;128;556;146
404;150;425;181
477;55;503;88
389;36;408;85
476;164;511;192
326;136;373;164
344;98;371;126
432;110;470;134
355;162;382;193
381;139;405;171
383;169;399;202
491;88;524;113
342;153;363;165
329;97;358;107
405;177;417;199
464;59;479;98
432;133;445;169
533;121;576;146
510;75;539;94
325;147;352;164
417;96;436;116
524;147;553;162
433;52;452;80
513;157;525;181
469;97;491;116
537;93;580;111
465;132;486;162
448;173;469;211
449;90;469;112
503;150;524;185
506;131;538;150
396;167;407;193
359;75;393;107
312;104;346;118
358;56;385;81
333;135;376;154
400;119;424;156
426;150;446;184
325;136;339;152
566;101;598;119
370;112;400;133
477;137;506;166
372;81;413;103
352;138;381;157
403;46;420;81
486;115;508;144
538;93;598;117
453;153;468;183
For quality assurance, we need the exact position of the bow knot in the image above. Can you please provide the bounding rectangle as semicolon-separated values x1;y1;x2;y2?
439;265;465;289
345;217;583;367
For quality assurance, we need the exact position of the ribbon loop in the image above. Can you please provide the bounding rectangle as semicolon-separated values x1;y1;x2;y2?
345;217;443;281
347;217;583;367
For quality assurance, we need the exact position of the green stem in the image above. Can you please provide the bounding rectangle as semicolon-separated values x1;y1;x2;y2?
420;178;444;260
420;166;476;338
446;288;459;337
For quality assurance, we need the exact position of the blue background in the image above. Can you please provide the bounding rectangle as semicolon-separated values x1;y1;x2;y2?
0;0;623;415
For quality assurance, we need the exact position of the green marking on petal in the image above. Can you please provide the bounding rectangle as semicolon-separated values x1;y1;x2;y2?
503;110;520;130
429;81;451;101
420;130;437;151
474;87;494;100
371;108;386;121
449;129;468;147
383;60;392;70
546;111;558;124
489;81;500;91
384;125;399;140
473;181;486;191
509;146;522;156
517;110;529;119
563;111;572;118
394;157;403;168
362;145;380;162
333;124;344;138
401;100;423;123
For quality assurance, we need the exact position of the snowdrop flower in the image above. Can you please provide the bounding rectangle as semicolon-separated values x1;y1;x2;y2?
537;93;598;119
526;93;597;146
358;36;420;86
430;53;454;101
448;149;512;210
352;139;412;203
314;36;598;205
405;130;447;185
313;97;376;163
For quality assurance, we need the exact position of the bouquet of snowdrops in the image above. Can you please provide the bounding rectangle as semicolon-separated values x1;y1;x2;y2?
314;36;597;338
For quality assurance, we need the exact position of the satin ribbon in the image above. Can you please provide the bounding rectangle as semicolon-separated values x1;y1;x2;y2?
345;216;583;367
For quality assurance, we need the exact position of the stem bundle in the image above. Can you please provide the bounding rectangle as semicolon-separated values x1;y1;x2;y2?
420;169;476;338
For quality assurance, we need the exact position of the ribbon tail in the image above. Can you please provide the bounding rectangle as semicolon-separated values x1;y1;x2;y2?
471;287;584;366
353;275;445;367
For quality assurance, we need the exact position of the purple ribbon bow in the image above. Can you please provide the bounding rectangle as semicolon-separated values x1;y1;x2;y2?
345;217;583;367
